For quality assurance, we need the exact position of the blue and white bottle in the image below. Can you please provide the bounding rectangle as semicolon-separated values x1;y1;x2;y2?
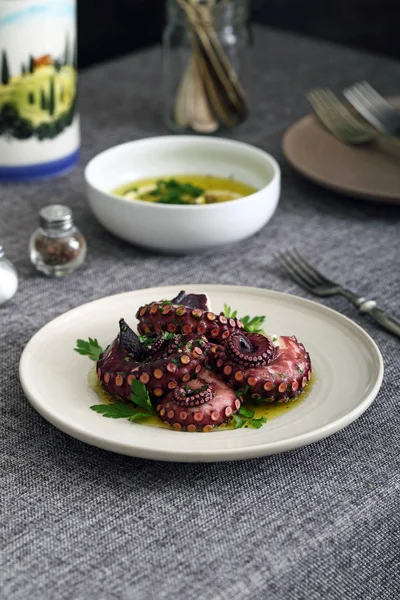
0;0;80;180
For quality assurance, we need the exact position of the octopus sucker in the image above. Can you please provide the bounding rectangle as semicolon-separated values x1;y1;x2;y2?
156;368;238;431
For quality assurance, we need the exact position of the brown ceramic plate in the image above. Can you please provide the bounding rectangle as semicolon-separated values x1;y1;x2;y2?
282;97;400;203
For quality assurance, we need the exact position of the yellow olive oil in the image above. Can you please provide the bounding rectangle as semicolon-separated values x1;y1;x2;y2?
88;368;316;432
113;174;257;205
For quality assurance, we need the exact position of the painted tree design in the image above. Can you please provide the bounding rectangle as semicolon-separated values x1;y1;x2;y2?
40;89;47;110
29;55;35;74
64;35;70;66
72;41;78;70
1;51;10;85
48;77;56;116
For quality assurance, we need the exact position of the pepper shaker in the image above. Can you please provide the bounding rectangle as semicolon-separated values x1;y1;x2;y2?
0;244;18;304
29;205;86;277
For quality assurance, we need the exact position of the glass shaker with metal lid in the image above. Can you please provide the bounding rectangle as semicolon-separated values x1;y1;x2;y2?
29;204;86;277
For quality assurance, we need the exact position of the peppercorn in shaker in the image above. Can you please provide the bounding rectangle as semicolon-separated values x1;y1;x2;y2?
30;205;86;277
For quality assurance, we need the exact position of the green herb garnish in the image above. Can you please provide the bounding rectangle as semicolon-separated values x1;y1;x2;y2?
224;304;238;319
238;406;255;419
224;304;266;334
74;338;103;361
247;416;267;429
232;414;245;428
140;179;205;205
90;380;155;423
91;403;138;419
232;406;267;429
234;385;250;400
164;332;176;340
240;315;266;334
138;332;176;347
129;379;154;414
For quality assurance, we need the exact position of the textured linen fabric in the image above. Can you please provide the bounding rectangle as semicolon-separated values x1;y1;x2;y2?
1;26;400;600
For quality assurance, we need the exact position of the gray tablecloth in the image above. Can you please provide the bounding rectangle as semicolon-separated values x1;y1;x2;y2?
1;26;400;600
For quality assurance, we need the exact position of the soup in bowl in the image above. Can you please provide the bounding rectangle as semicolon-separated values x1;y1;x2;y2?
85;136;280;253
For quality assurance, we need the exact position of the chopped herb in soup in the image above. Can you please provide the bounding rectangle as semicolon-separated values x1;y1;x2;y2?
113;175;257;205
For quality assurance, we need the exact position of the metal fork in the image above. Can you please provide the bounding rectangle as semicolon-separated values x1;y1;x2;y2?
307;87;376;145
344;81;400;137
277;248;400;338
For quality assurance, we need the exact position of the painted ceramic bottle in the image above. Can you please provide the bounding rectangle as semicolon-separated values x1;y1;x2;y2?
0;0;79;180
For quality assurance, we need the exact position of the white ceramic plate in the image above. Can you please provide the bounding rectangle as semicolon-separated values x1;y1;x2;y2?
19;285;383;463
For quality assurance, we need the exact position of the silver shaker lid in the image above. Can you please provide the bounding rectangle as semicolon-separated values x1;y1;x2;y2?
39;205;73;231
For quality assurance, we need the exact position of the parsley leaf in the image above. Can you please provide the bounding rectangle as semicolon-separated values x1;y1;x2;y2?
138;334;155;346
74;338;103;361
232;414;245;428
240;315;266;334
90;403;153;423
164;332;176;340
128;412;153;422
233;409;267;429
90;403;136;418
143;179;205;205
224;304;238;319
139;332;176;347
248;417;267;429
223;305;265;334
238;406;255;419
235;385;250;399
90;375;155;423
129;379;154;414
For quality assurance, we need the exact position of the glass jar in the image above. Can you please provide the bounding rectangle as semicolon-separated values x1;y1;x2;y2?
29;205;86;277
163;0;252;135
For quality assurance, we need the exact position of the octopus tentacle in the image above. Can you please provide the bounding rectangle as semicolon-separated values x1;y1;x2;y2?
170;290;210;311
212;334;312;403
225;331;275;367
136;301;243;343
97;321;209;401
142;333;181;359
118;318;145;359
132;335;207;397
156;368;240;431
173;380;215;407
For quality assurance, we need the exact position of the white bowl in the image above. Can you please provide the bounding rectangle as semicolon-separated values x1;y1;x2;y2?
85;136;280;253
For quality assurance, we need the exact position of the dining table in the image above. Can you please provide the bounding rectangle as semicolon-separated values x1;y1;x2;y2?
1;25;400;600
